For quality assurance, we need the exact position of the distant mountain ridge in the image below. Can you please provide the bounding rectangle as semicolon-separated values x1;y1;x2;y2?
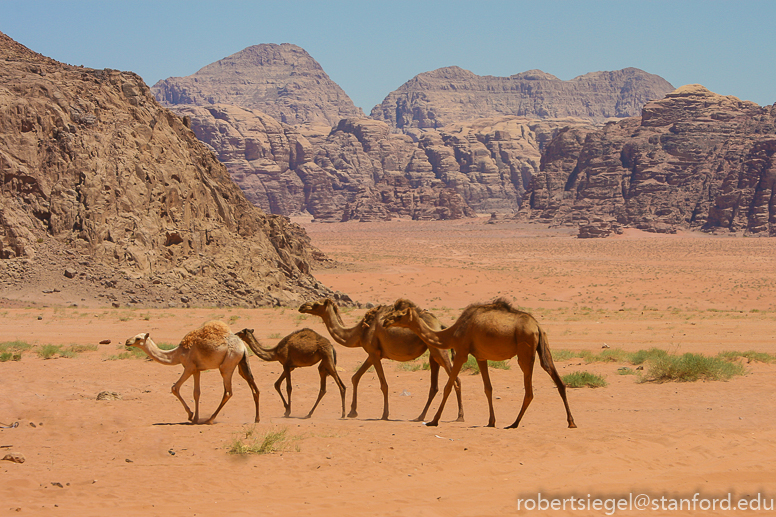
370;66;675;128
152;43;363;126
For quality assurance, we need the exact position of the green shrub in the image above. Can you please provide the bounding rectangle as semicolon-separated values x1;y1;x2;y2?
0;352;22;362
37;344;63;359
551;349;582;362
227;427;295;455
0;340;32;353
641;353;746;383
460;355;510;374
718;350;775;363
563;371;607;388
629;348;669;365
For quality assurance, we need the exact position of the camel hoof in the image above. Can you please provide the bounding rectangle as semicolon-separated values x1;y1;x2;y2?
423;421;439;427
568;422;578;428
455;417;465;423
347;412;358;418
411;417;424;422
303;414;312;419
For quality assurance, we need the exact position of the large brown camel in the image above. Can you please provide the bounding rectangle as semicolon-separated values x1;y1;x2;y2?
298;298;464;422
236;328;346;419
124;321;260;424
382;299;576;429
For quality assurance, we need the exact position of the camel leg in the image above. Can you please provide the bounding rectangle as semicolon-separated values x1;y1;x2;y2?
412;354;440;422
348;358;372;418
203;364;236;425
192;370;202;423
171;365;197;422
425;351;467;427
506;351;535;429
434;349;465;422
539;355;577;429
321;354;347;418
370;356;391;420
477;360;496;427
237;354;261;423
306;363;329;419
274;369;291;417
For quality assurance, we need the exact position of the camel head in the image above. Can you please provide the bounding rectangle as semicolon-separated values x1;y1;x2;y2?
298;298;333;316
381;308;413;328
125;332;150;349
235;329;257;343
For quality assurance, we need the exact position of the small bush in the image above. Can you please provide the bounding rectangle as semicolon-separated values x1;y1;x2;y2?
718;350;775;363
641;353;745;383
227;426;295;455
37;344;63;359
581;348;630;363
68;344;99;353
397;361;423;372
551;349;582;362
629;348;669;365
460;355;510;374
563;371;607;388
0;340;32;353
0;352;22;362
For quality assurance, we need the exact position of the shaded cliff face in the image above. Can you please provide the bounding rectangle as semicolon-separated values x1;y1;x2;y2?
0;32;340;307
523;85;776;236
371;66;674;128
151;43;363;127
180;104;594;221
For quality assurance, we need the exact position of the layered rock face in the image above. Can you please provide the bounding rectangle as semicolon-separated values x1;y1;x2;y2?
371;67;674;128
152;43;363;126
522;85;776;235
180;104;594;221
0;32;341;307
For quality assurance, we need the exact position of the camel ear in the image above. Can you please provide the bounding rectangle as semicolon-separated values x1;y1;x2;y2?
248;328;254;334
142;333;150;341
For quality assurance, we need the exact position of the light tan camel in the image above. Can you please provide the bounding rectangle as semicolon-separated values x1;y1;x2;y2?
298;298;464;422
382;298;576;429
124;321;261;424
236;328;346;419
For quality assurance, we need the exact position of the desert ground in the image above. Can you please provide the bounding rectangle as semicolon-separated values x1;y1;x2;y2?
2;218;775;516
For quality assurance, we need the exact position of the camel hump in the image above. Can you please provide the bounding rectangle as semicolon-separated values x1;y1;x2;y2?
179;320;231;349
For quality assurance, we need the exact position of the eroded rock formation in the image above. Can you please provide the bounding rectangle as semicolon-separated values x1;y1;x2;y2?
371;67;674;128
521;85;776;235
0;32;342;307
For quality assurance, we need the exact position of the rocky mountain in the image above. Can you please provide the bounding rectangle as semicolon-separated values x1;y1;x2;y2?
519;85;776;236
371;67;675;128
178;103;594;221
0;31;343;308
152;43;363;127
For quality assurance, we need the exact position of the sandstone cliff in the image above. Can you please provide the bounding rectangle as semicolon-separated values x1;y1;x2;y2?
521;85;776;236
152;43;363;126
179;104;595;221
0;32;342;308
371;67;674;128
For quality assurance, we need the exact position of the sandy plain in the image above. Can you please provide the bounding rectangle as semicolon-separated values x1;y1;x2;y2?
1;218;775;516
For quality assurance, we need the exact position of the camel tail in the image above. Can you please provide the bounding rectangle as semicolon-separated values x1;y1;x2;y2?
333;346;338;366
536;328;557;373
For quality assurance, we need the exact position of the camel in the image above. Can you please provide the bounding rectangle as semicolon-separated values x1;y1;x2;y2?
124;321;260;424
382;298;576;429
236;328;346;419
298;298;464;422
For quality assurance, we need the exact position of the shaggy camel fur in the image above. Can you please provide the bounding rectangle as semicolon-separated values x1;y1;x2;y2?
298;298;464;422
382;299;576;429
124;321;260;424
236;328;346;419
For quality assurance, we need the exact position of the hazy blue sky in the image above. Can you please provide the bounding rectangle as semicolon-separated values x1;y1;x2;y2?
4;1;775;112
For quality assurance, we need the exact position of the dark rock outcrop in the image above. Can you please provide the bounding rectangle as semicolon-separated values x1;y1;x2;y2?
522;85;776;236
0;31;340;307
152;43;363;127
371;66;674;129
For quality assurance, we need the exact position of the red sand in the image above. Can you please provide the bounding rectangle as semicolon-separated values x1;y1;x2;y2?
1;219;775;516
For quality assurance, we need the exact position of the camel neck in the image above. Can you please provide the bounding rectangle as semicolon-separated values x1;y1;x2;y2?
140;339;183;366
241;334;278;362
320;306;362;347
408;311;455;350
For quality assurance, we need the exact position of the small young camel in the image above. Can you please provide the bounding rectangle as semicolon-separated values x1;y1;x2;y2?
236;328;346;419
124;321;260;424
382;298;576;429
298;298;464;422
